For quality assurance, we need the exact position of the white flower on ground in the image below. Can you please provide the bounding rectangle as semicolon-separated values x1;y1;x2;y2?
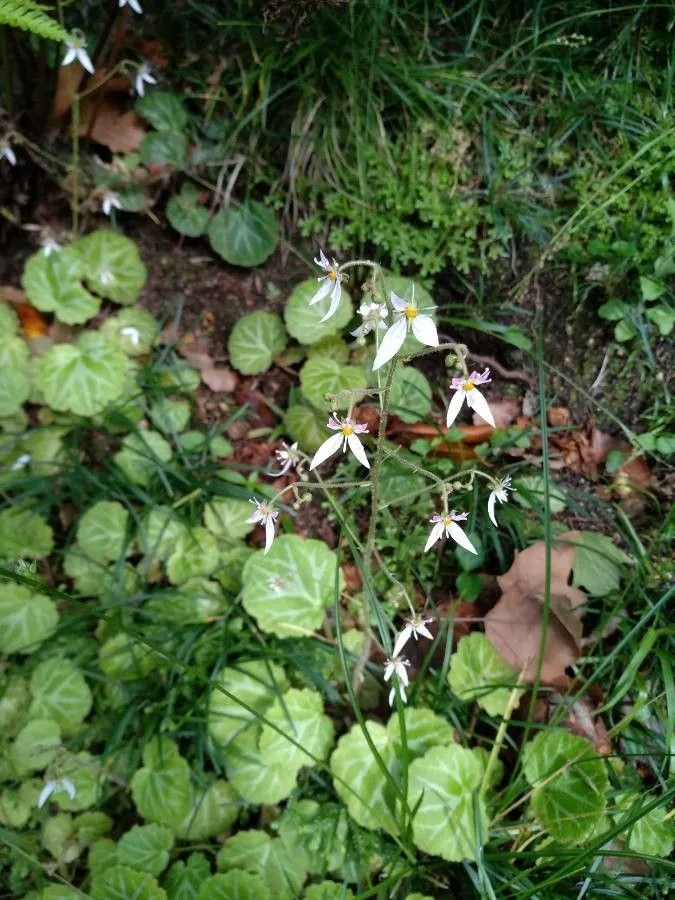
0;141;16;166
101;191;122;216
351;301;388;339
10;453;31;472
424;511;477;555
372;289;438;371
37;778;76;809
41;237;60;256
393;614;434;658
488;475;513;527
274;441;301;475
383;655;411;706
120;326;141;346
134;62;156;97
119;0;143;12
446;368;495;428
310;249;343;323
309;415;370;471
62;37;95;74
247;499;278;554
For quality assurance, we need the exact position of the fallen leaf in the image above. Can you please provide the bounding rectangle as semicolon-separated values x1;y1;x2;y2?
472;397;520;428
0;285;28;304
178;344;239;394
16;303;49;339
553;693;612;756
548;406;572;427
84;102;145;154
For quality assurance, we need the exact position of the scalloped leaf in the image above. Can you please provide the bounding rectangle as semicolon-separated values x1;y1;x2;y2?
22;248;100;324
259;687;334;770
522;730;608;844
139;506;188;561
216;830;306;900
118;824;174;876
73;230;147;304
241;535;340;638
283;403;328;452
131;738;192;827
197;872;270;900
146;579;227;626
0;300;20;334
114;430;172;486
209;660;289;748
175;780;239;840
36;333;129;417
305;883;354;900
0;507;54;559
53;750;102;811
306;336;349;363
77;500;130;564
91;865;167;900
203;497;255;540
208;202;279;267
449;633;524;717
149;397;191;435
0;583;58;654
29;657;92;733
386;707;455;757
227;311;287;375
11;718;61;774
165;852;211;900
98;632;158;680
99;307;160;357
284;279;353;345
390;366;432;424
0;674;29;733
140;131;188;167
299;358;366;409
378;458;425;508
276;800;347;876
221;725;299;804
624;796;674;857
167;183;209;237
136;91;188;131
0;334;31;416
166;527;220;584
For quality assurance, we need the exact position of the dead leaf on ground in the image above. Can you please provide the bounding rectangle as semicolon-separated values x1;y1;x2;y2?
85;102;146;154
0;285;28;304
178;343;239;394
472;397;520;428
548;406;572;427
16;303;49;339
548;692;613;755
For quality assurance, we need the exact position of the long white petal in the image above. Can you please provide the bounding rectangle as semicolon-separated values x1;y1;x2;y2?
398;664;410;687
78;49;95;75
416;622;433;641
383;662;394;682
424;521;444;552
372;317;407;370
390;292;407;312
347;433;370;469
467;388;495;427
309;278;333;306
264;516;275;554
4;147;16;165
488;492;498;527
388;686;396;706
38;783;55;809
62;47;76;66
62;778;77;800
447;521;477;554
318;281;341;323
411;314;439;347
446;389;465;427
309;432;343;470
393;626;412;658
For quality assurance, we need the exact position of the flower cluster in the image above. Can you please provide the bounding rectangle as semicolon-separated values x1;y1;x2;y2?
384;614;435;706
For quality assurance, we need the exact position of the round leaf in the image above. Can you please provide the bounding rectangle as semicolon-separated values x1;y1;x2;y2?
166;527;220;584
305;884;354;900
197;872;270;900
165;853;211;900
99;308;160;357
0;335;31;417
0;300;19;334
449;632;524;717
227;311;287;375
0;583;58;654
140;131;189;167
221;725;299;804
208;202;279;267
175;780;239;840
136;91;188;131
77;500;130;564
299;358;366;409
208;660;289;748
167;183;209;237
203;497;254;540
22;248;100;324
284;279;353;345
0;507;54;560
258;688;334;770
139;506;188;561
98;633;157;681
389;366;432;423
73;230;147;305
283;404;328;452
118;824;174;876
114;430;172;486
149;397;191;434
216;830;306;900
131;738;192;827
11;718;61;774
91;865;167;900
29;657;92;732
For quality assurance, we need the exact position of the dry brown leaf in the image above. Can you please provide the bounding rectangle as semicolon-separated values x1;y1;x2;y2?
17;303;49;338
0;285;28;304
84;102;145;154
178;344;238;394
548;406;572;427
472;397;520;428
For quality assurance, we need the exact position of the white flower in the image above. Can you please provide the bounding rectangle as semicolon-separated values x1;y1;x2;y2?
37;778;77;809
310;249;343;323
41;237;60;256
134;62;156;97
247;499;278;554
101;191;122;216
392;614;434;658
274;441;301;475
424;511;476;555
10;453;31;472
119;0;143;12
488;475;513;527
309;415;370;471
120;326;141;346
62;37;95;74
0;141;16;166
446;368;495;428
383;655;410;706
372;289;438;371
351;301;388;339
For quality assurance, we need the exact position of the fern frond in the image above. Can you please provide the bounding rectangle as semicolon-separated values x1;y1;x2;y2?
0;0;70;43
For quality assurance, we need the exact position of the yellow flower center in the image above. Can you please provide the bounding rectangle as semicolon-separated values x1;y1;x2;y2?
260;505;270;516
464;381;475;391
404;306;418;320
328;270;337;281
442;516;453;526
342;424;354;436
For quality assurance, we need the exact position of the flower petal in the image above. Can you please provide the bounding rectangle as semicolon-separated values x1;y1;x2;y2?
416;622;433;641
488;491;498;527
388;686;396;706
62;778;77;800
446;388;465;427
393;625;412;658
397;664;410;687
467;387;495;427
447;521;477;554
383;662;394;682
62;47;76;66
318;281;341;323
264;516;275;554
78;49;95;74
309;432;343;470
390;292;408;312
424;520;445;552
372;317;407;370
309;277;333;306
411;314;439;348
37;783;55;809
347;433;370;469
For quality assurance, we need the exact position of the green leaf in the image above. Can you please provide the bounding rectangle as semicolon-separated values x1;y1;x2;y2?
146;579;227;626
614;319;636;342
100;308;160;357
74;811;113;842
299;358;366;409
306;336;349;363
91;865;167;900
0;0;71;42
36;332;129;417
645;304;675;336
624;797;674;857
131;738;192;827
513;475;566;515
99;633;157;680
217;830;306;900
136;92;188;131
221;725;300;804
11;718;61;774
275;800;347;876
197;872;270;900
77;500;130;564
149;397;191;435
284;279;353;345
449;633;523;716
304;883;354;900
0;507;54;560
227;311;287;375
560;531;630;596
42;811;78;862
73;230;147;305
0;783;34;827
378;458;425;508
140;131;189;167
89;839;119;878
166;183;209;237
208;659;289;748
598;298;626;321
409;744;487;861
114;430;172;486
522;730;608;844
241;535;340;637
0;674;29;733
22;248;100;324
165;853;211;900
389;366;432;424
386;707;455;757
639;275;665;301
259;687;334;770
208;202;279;267
283;403;328;452
29;657;92;733
53;751;102;811
174;780;239;840
64;550;138;599
203;498;255;540
0;583;58;654
166;527;220;584
0;334;31;416
0;300;19;334
118;824;174;876
139;506;188;561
